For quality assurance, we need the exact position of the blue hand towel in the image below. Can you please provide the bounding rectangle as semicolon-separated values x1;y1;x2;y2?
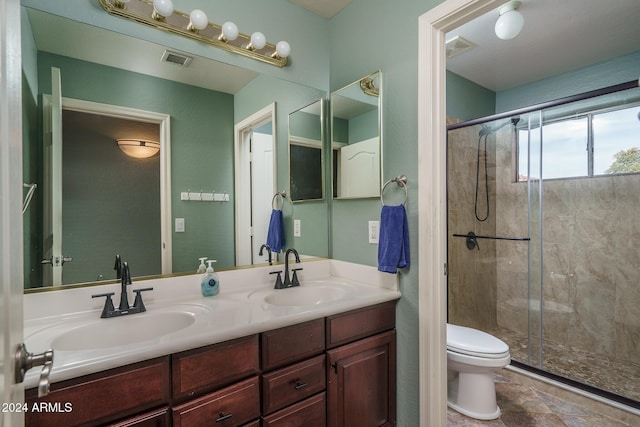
378;204;410;273
266;209;285;253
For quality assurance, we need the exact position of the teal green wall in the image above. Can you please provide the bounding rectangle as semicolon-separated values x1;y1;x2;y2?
497;50;640;113
446;71;496;121
35;52;236;273
329;1;446;425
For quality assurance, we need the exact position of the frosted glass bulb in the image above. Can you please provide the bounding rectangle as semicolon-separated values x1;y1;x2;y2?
153;0;174;18
189;9;208;30
221;22;239;41
275;41;291;58
495;8;524;40
250;32;266;50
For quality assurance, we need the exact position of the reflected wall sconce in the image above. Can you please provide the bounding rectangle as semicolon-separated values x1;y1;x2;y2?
116;139;160;159
494;1;524;40
101;0;290;67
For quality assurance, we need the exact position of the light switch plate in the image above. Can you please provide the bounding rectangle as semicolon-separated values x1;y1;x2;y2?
175;217;185;233
294;219;301;237
368;220;379;244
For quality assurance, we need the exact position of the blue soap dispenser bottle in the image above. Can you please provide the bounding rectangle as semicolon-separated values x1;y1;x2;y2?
200;260;219;297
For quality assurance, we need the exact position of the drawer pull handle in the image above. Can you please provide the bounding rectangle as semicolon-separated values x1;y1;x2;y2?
216;413;233;422
295;381;308;390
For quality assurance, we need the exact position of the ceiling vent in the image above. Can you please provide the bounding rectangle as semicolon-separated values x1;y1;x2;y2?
161;50;193;67
445;36;477;59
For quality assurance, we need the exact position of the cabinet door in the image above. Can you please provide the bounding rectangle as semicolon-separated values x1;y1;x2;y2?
327;330;396;427
108;408;170;427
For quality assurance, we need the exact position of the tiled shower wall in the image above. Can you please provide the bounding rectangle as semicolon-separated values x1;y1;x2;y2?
448;119;640;365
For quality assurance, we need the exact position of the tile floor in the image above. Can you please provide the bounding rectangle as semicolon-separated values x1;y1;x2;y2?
447;373;638;426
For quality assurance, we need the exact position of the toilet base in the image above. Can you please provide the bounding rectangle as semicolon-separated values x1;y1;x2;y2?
447;368;501;420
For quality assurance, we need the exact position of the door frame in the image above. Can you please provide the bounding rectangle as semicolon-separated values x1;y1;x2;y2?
234;103;276;266
417;0;503;425
52;97;173;275
1;0;25;421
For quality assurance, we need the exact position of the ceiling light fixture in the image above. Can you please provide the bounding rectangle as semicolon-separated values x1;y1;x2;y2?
495;1;524;40
116;139;160;159
99;0;290;67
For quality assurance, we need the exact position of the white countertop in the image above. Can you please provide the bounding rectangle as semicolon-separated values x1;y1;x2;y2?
23;259;401;389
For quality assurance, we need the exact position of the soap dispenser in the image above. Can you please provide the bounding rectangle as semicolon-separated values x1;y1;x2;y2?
196;257;207;273
200;260;219;297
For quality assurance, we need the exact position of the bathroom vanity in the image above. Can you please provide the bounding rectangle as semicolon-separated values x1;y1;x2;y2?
23;260;399;427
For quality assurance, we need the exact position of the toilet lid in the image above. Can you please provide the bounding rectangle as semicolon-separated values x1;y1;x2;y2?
447;324;509;358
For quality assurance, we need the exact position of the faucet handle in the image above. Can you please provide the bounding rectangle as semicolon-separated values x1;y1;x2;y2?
92;292;115;318
270;270;284;289
132;287;153;311
291;268;303;287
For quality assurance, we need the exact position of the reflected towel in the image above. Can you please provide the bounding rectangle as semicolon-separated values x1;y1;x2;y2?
378;204;410;274
266;209;285;253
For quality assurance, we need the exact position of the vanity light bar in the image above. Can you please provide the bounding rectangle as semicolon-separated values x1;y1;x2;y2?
98;0;289;67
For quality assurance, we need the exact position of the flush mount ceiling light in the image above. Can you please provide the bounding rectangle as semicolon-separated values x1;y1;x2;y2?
100;0;290;67
116;139;160;159
495;1;524;40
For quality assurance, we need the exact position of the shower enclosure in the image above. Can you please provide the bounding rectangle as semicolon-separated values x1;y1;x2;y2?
446;80;640;407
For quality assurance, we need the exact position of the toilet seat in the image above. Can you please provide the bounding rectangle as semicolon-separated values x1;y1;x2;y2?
447;324;509;359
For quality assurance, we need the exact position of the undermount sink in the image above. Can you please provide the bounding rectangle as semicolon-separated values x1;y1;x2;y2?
263;284;349;307
51;311;196;351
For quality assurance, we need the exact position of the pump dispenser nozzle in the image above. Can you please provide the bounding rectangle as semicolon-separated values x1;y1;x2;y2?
197;257;207;273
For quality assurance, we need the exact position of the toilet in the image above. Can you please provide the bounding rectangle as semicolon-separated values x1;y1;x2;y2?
446;323;510;420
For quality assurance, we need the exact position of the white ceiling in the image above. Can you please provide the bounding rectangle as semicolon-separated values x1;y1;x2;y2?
446;0;640;92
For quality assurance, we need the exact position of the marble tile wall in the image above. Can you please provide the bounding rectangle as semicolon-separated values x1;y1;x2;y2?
448;118;640;368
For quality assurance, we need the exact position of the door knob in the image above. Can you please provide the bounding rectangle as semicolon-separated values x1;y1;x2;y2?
15;343;54;397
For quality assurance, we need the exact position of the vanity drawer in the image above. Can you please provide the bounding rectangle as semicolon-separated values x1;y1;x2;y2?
171;376;260;427
25;356;170;427
262;392;326;427
262;354;326;414
172;335;259;400
261;318;324;370
326;300;396;349
108;407;170;426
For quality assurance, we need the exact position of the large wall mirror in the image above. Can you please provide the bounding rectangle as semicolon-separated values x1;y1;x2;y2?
288;99;324;202
21;7;328;291
330;71;382;199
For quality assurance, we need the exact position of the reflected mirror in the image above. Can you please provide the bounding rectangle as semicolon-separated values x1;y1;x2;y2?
21;7;328;290
289;99;324;202
330;71;382;199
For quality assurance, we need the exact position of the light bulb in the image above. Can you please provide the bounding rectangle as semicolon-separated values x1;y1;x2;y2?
152;0;174;18
249;32;266;50
221;21;239;41
275;41;291;58
189;9;208;31
495;1;524;40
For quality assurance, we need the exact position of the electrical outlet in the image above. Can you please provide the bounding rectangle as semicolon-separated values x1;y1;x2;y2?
368;220;379;244
294;219;301;237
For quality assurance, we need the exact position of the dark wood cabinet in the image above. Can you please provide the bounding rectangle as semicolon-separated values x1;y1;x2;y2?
26;301;397;427
327;330;397;427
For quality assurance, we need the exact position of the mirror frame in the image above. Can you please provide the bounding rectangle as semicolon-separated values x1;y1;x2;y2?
288;99;325;203
330;70;382;200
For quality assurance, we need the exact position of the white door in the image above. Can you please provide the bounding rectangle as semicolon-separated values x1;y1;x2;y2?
339;137;380;198
41;67;64;286
1;0;26;423
251;131;274;262
234;104;277;266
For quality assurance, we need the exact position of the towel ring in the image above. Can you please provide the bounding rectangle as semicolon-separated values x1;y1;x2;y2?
381;175;408;206
272;191;286;210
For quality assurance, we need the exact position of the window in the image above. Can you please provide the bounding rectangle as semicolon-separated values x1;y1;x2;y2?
517;104;640;181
